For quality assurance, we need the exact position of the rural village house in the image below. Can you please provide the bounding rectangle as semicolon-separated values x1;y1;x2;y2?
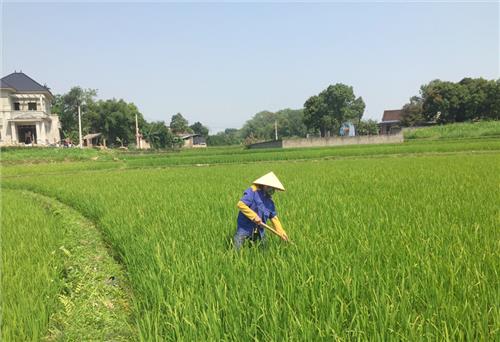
83;133;103;147
177;133;207;148
379;109;402;134
0;72;60;146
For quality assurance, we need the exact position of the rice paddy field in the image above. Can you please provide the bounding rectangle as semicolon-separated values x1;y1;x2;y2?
1;190;64;341
1;138;499;340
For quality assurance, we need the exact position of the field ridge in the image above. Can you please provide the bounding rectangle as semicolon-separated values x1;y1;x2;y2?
7;189;136;341
3;144;500;179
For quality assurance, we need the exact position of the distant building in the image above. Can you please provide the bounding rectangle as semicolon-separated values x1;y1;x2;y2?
379;109;402;134
136;134;151;149
177;133;207;148
83;133;103;147
339;122;356;136
0;72;60;146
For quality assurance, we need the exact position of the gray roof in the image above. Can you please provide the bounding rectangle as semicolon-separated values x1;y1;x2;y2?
83;133;102;139
178;133;201;139
0;72;51;94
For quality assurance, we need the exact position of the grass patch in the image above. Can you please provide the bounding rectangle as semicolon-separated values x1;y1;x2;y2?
404;121;500;140
0;146;106;163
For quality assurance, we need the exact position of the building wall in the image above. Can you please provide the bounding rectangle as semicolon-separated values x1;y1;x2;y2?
47;115;61;144
0;92;59;146
282;134;403;149
0;90;12;112
0;93;51;114
183;137;193;148
0;91;11;142
379;123;402;135
139;139;151;150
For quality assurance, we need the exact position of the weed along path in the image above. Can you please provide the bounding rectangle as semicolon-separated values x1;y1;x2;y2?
10;190;136;341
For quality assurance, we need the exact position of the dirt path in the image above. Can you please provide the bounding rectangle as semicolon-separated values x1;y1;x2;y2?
15;190;136;341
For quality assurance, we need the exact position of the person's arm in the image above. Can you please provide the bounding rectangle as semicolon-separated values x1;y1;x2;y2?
237;200;260;222
270;216;288;241
237;186;262;224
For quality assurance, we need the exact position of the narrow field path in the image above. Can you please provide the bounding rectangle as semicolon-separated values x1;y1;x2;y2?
15;190;136;341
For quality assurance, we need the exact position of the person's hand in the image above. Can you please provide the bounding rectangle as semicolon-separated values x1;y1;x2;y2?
280;233;289;242
253;216;263;225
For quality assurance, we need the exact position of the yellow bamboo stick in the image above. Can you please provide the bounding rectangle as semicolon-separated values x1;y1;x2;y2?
260;222;295;245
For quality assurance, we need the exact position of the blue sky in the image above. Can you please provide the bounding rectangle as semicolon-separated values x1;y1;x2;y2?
2;1;498;132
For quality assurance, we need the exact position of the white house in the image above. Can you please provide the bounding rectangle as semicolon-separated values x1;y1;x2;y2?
0;72;60;146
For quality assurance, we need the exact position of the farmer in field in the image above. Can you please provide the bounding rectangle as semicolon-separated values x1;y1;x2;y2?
234;172;288;250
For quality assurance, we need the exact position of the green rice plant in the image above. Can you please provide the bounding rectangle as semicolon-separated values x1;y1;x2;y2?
1;190;135;341
404;120;500;140
1;190;64;341
2;138;500;178
3;151;499;340
0;146;106;164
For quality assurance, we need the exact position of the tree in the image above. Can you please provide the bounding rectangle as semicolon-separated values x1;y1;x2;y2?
142;121;177;149
189;121;209;137
206;128;242;146
51;86;97;137
484;79;500;120
169;113;191;134
240;108;308;141
458;78;500;121
240;111;276;140
414;77;500;124
356;119;379;135
93;99;145;146
421;80;465;123
401;96;425;127
303;84;365;137
275;109;308;138
303;95;327;136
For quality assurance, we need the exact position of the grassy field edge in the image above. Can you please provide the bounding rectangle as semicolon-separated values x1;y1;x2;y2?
3;189;136;341
403;121;500;140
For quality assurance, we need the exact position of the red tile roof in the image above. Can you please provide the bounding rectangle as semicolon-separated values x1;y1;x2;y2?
381;109;402;122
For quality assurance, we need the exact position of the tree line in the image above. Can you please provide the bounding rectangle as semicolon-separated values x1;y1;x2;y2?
54;88;211;149
207;83;378;145
216;78;499;144
54;82;379;148
401;78;500;126
54;77;498;148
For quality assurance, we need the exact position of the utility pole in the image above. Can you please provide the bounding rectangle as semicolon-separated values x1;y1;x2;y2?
135;113;140;148
274;120;278;141
78;103;82;148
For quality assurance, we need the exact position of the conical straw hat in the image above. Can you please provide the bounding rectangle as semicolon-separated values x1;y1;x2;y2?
252;172;285;191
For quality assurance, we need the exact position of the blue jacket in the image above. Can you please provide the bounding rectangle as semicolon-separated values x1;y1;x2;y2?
237;185;276;235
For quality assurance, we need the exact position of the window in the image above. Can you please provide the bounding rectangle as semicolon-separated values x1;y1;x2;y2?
14;102;20;110
28;102;37;111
